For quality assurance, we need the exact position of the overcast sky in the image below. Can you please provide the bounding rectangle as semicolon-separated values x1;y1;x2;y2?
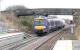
0;0;80;11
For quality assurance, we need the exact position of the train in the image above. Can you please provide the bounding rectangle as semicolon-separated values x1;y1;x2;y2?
33;16;66;36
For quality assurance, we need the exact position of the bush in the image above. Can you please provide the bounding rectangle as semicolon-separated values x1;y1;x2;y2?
20;16;34;31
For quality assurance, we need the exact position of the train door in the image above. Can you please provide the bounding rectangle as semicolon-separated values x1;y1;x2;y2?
47;20;51;30
55;21;63;29
50;20;55;32
51;21;55;29
55;21;60;30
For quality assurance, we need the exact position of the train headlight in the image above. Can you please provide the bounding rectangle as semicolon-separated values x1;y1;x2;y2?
34;26;46;30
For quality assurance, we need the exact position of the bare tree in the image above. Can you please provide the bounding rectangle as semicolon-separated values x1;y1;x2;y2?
5;5;27;11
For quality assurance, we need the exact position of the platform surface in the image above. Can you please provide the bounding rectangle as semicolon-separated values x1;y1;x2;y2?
72;40;80;50
53;40;80;50
53;40;72;50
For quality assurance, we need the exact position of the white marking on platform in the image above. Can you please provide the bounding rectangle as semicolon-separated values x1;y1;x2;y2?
53;40;72;50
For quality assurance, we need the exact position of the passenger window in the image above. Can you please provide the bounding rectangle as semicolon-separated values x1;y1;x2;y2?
55;21;60;26
51;21;54;26
47;22;50;26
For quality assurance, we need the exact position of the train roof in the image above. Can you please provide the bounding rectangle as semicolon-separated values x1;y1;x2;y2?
47;18;64;20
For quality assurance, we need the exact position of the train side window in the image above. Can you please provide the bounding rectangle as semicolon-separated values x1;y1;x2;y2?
47;22;50;26
55;21;60;26
60;21;63;25
51;21;55;26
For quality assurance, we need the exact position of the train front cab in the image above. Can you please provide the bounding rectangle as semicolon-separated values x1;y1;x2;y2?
33;18;48;36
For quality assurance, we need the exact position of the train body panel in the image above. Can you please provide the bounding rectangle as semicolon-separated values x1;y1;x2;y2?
47;18;65;32
47;18;65;29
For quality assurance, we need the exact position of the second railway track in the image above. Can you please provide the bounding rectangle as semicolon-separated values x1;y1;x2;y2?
0;33;39;50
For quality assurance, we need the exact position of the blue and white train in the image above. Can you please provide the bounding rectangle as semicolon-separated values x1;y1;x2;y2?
33;16;65;36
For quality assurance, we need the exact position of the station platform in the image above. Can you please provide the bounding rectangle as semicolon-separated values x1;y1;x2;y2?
53;40;80;50
0;32;23;38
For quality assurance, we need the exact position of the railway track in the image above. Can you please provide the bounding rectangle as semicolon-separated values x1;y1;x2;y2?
8;37;39;50
35;26;71;50
0;26;70;50
35;29;64;50
0;33;39;50
16;28;67;50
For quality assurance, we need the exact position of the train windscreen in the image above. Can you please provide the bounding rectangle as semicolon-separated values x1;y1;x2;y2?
34;20;47;26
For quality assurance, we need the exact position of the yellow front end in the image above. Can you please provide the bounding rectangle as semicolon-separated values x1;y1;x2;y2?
35;26;46;30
